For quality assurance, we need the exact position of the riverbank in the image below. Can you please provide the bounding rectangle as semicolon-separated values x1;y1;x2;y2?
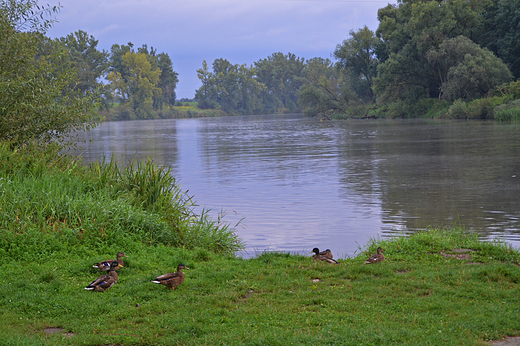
1;228;520;345
1;145;519;345
101;103;228;121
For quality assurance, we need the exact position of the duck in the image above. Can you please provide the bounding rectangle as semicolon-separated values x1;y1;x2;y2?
310;248;339;264
84;261;123;292
311;248;333;259
364;247;385;264
151;263;189;290
93;252;127;271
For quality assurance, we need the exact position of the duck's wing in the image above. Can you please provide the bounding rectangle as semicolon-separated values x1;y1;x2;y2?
85;273;111;289
154;272;180;281
97;276;117;290
314;255;339;264
93;259;114;270
320;250;333;259
364;254;379;263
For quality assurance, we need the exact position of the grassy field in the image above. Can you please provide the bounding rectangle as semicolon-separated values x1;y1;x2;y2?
1;230;520;345
1;144;519;345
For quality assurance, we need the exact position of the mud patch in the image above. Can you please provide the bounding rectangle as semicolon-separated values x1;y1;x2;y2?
489;336;520;345
44;327;74;337
440;249;475;260
239;289;256;303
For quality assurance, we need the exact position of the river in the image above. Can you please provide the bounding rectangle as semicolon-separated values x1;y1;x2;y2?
76;115;520;258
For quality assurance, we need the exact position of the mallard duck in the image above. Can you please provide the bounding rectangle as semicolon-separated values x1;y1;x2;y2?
310;248;339;264
152;263;189;290
93;252;127;271
311;248;333;259
84;261;123;292
364;247;385;264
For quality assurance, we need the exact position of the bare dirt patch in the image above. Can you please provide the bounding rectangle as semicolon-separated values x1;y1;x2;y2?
489;336;520;345
440;248;476;260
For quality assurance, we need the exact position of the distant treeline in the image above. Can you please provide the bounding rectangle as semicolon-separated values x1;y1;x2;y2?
195;0;520;120
4;0;520;125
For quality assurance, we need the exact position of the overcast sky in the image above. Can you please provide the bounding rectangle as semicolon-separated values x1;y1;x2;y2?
46;0;397;99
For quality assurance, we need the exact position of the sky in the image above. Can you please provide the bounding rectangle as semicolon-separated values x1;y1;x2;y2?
46;0;398;100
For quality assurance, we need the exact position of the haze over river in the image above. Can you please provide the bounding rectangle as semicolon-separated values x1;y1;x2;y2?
77;115;520;258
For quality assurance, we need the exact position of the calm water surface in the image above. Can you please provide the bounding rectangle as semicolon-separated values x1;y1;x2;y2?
77;115;520;258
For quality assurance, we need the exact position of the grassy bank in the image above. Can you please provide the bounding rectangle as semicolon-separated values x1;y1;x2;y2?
101;103;228;121
0;229;519;345
1;144;520;345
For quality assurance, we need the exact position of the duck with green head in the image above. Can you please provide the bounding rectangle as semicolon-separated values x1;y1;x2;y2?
310;248;339;264
93;252;127;272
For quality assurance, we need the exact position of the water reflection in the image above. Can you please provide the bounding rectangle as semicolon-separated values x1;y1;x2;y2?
76;115;520;257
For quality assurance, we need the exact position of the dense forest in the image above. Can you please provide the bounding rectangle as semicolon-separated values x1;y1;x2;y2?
2;0;520;129
194;0;520;120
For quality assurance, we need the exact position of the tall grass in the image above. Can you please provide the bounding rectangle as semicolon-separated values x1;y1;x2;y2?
0;143;243;261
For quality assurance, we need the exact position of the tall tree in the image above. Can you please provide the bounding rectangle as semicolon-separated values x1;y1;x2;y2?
106;51;162;118
298;58;360;117
255;52;306;113
195;60;216;109
0;0;102;148
156;52;178;107
480;0;520;79
427;36;512;100
60;30;108;95
374;0;490;102
333;26;380;100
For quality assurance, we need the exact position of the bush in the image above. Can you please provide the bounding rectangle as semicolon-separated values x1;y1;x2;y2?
494;99;520;121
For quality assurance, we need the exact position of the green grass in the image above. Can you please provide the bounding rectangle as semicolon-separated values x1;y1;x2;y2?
0;143;243;260
0;230;519;345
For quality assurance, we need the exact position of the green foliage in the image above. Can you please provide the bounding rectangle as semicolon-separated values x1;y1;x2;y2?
430;36;513;101
481;0;520;80
375;0;490;102
59;30;108;96
106;50;162;118
104;42;178;118
0;144;244;260
333;25;380;101
195;58;268;115
255;52;306;114
0;1;102;148
494;99;520;122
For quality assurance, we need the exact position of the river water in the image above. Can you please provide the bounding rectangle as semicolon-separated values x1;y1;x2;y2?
76;115;520;258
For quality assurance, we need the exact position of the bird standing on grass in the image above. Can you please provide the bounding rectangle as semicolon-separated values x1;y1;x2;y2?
152;264;189;290
85;261;123;292
92;252;127;272
364;247;385;264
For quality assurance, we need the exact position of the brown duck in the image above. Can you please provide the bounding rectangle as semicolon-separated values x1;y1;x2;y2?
92;252;127;271
364;247;385;264
85;261;123;292
152;264;189;290
310;248;339;264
